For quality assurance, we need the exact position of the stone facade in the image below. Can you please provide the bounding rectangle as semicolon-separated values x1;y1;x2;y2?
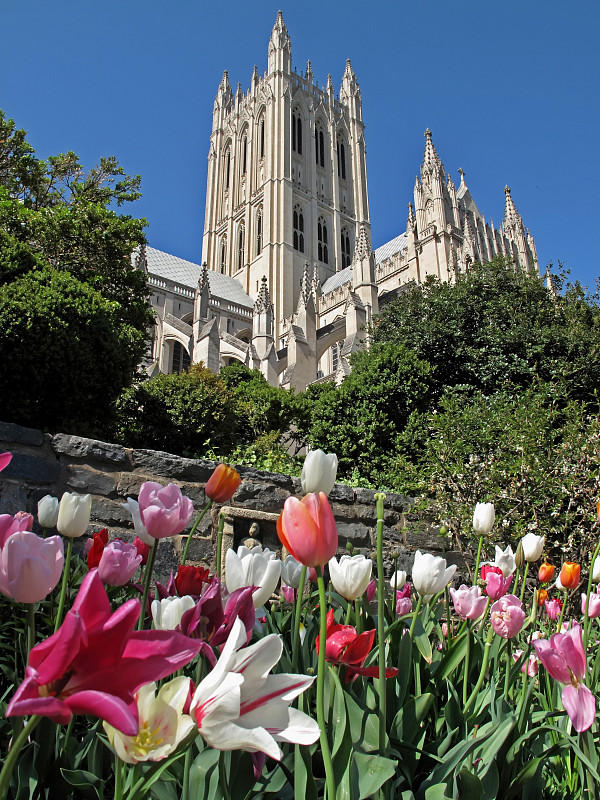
140;12;539;392
0;420;464;583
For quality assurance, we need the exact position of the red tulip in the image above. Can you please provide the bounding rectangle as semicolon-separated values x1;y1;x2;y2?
133;536;150;565
277;492;338;567
175;564;211;596
6;571;202;734
205;464;242;503
316;609;398;682
87;529;109;569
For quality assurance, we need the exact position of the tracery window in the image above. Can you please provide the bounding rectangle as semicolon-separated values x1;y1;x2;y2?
292;112;303;155
171;341;190;374
317;216;328;264
337;137;346;179
237;224;245;270
241;135;247;175
341;228;351;268
224;148;231;189
256;208;263;256
220;235;227;274
293;205;304;253
260;118;265;158
315;124;325;168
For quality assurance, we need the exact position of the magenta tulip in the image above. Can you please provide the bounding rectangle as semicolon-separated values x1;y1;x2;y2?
0;452;12;472
395;596;413;616
450;585;488;621
0;531;64;603
490;594;526;638
544;598;562;621
6;570;202;734
138;482;194;540
97;540;142;586
534;622;596;732
582;592;600;619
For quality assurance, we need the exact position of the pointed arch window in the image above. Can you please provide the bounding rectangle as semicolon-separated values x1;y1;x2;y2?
317;216;328;264
256;208;263;256
241;135;247;175
225;149;231;189
293;205;304;253
337;137;346;179
292;111;303;155
237;224;245;270
220;235;227;274
315;125;325;168
260;118;265;158
341;228;351;268
171;341;190;374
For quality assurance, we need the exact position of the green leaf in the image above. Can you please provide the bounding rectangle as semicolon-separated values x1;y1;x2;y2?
187;748;221;800
391;693;435;745
351;752;397;800
432;631;468;680
60;768;103;799
454;768;484;800
412;618;433;664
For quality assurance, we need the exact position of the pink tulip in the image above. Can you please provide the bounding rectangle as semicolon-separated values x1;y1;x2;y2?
276;492;338;567
513;649;538;677
0;531;64;603
366;579;377;602
6;570;202;734
0;452;12;472
396;581;412;600
534;622;596;732
396;596;413;616
484;571;513;601
544;598;562;621
581;592;600;619
490;594;526;638
138;482;194;540
0;511;35;548
97;540;142;587
281;585;295;604
450;585;488;621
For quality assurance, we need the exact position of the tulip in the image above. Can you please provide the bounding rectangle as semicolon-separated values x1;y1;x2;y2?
396;581;412;600
450;585;488;621
559;561;581;591
544;598;562;620
205;463;242;503
57;492;92;538
513;649;538;677
104;677;195;764
175;564;210;596
389;570;407;591
534;622;596;732
301;449;338;496
480;564;503;581
582;592;600;619
225;545;282;608
121;497;154;546
87;529;109;569
366;579;377;603
492;545;516;577
0;452;12;472
328;554;373;601
137;482;194;540
190;617;319;759
281;555;303;589
538;562;555;583
472;502;495;536
37;495;59;529
592;556;600;584
98;540;142;587
396;596;413;616
521;533;545;563
537;589;549;605
484;571;513;601
411;551;457;600
6;571;202;733
277;492;338;568
490;595;526;638
0;511;35;548
133;536;150;565
315;609;399;681
281;585;295;604
0;531;64;604
152;595;196;630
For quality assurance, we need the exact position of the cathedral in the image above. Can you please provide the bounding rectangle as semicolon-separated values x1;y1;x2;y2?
138;11;538;391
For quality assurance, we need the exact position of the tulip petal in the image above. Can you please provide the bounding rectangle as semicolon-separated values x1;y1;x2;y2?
562;683;596;733
65;690;139;736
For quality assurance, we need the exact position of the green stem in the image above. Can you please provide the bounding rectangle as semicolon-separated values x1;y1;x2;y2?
316;566;337;800
556;590;568;633
374;492;387;754
355;598;363;635
215;511;226;579
292;566;307;672
114;754;124;800
27;603;35;655
0;715;41;800
465;627;495;716
54;536;73;633
462;623;471;706
218;751;231;800
137;539;158;631
472;535;484;583
583;539;600;650
62;717;74;754
445;586;452;643
181;500;213;566
519;562;529;602
409;594;424;638
504;639;512;700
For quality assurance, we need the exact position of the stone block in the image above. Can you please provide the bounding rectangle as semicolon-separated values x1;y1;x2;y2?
67;467;117;496
52;434;128;464
233;483;290;512
116;473;147;498
328;483;354;502
235;465;294;490
0;481;32;515
335;521;373;547
0;421;44;447
131;450;215;482
2;452;61;485
91;497;132;527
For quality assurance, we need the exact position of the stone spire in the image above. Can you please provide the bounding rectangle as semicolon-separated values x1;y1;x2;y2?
300;261;312;306
254;275;273;314
326;73;334;101
353;224;371;262
407;202;416;231
503;185;520;224
306;59;313;83
251;64;259;89
458;167;466;189
422;128;443;171
268;10;291;73
196;262;211;321
215;70;233;107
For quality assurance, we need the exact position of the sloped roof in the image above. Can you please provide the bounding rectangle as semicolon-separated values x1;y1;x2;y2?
144;246;253;309
322;266;352;294
374;233;408;264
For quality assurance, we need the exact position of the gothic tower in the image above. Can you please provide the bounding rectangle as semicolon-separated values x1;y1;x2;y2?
201;11;370;354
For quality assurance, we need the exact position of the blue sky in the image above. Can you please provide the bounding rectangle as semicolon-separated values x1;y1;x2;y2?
2;0;598;287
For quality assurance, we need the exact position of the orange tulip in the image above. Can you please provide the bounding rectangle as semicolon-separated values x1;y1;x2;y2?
538;562;555;583
559;561;581;591
277;492;338;567
204;464;241;503
536;589;548;605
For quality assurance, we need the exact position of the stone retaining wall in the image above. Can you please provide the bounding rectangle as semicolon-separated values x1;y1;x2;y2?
0;420;464;581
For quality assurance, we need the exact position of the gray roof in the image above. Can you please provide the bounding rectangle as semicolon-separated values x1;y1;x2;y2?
322;266;352;294
374;233;408;264
144;246;253;309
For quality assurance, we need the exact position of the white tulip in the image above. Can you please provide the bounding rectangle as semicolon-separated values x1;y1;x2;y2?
151;595;196;630
493;545;516;577
301;449;338;496
472;502;495;536
520;533;545;563
328;554;373;601
225;545;282;608
411;551;457;600
281;555;303;589
57;492;92;538
37;495;59;529
389;570;407;591
593;556;600;584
